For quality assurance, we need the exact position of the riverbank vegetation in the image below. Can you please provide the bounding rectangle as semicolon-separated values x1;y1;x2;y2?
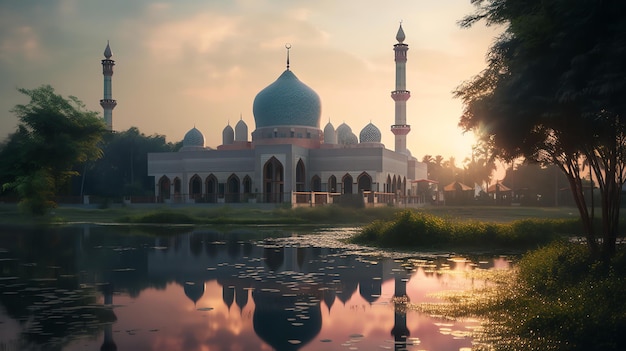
417;242;626;350
351;210;580;250
0;203;579;227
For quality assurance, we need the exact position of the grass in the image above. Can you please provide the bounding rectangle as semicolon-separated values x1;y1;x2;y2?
0;203;403;226
0;203;581;226
351;209;580;251
417;242;626;351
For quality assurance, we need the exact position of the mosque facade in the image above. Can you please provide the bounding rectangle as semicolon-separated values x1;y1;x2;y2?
146;24;428;205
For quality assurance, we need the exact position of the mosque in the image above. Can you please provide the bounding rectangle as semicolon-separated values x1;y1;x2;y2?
136;24;428;205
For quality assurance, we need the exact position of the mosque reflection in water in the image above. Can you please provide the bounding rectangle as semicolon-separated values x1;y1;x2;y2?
0;226;509;351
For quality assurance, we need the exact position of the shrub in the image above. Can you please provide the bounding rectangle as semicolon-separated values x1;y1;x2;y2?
480;243;626;351
352;210;568;249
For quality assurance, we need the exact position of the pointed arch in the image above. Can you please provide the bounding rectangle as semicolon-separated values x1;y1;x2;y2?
328;175;337;193
392;175;398;193
357;172;372;192
189;174;202;201
243;175;252;201
158;175;170;202
342;173;353;194
311;175;321;192
295;159;306;191
402;176;407;195
263;157;284;203
173;177;181;194
226;174;240;203
386;174;392;193
205;174;218;203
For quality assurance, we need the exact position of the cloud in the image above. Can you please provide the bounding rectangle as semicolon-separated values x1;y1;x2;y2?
0;25;43;63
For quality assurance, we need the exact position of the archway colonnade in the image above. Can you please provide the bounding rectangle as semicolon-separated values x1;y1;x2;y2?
156;157;406;204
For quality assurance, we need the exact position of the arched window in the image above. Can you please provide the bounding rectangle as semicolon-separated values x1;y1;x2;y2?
158;176;170;202
173;177;181;195
328;175;337;193
386;174;392;193
342;174;353;194
189;174;202;201
226;174;240;203
357;172;372;192
206;174;218;203
243;175;252;201
402;177;407;196
263;157;284;203
295;159;306;191
311;175;321;192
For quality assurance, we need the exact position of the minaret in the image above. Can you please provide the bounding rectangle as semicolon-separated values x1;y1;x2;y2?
391;23;411;154
100;41;117;131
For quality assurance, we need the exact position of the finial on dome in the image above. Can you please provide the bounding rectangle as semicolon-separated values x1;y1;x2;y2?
285;43;291;70
240;113;243;120
396;21;406;43
104;40;112;59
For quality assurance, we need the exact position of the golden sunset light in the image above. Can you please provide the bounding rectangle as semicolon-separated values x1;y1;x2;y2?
0;0;500;162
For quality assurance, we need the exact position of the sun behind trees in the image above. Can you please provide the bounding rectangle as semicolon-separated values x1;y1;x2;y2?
0;85;107;215
454;0;626;257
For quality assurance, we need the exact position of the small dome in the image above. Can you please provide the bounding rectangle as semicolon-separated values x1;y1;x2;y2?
253;70;321;128
183;281;205;304
183;127;205;148
235;119;248;142
336;122;351;135
323;121;336;144
345;132;358;145
359;122;381;143
223;124;234;145
337;123;357;145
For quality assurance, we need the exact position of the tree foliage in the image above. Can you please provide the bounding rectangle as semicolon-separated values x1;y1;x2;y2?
455;0;626;257
1;85;107;215
78;127;180;198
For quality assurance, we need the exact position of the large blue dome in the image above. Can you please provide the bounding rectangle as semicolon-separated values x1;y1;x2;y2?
253;70;321;128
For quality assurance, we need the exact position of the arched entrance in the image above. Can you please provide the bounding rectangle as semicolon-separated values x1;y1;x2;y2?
386;175;392;193
295;159;305;191
342;174;353;194
328;175;337;193
226;174;240;203
173;177;181;201
264;157;284;203
357;172;372;192
311;175;321;192
243;175;252;201
189;174;202;201
158;176;170;202
205;174;218;203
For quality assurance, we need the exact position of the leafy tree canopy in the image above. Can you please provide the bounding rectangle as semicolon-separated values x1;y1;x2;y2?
455;0;626;256
79;127;180;198
1;85;107;214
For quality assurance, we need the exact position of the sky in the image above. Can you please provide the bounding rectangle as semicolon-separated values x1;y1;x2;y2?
0;0;502;164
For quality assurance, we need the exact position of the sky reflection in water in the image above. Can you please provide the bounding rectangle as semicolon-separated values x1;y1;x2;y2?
0;225;510;351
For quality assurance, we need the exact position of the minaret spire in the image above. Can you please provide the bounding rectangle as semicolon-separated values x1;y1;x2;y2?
100;41;117;131
391;23;411;154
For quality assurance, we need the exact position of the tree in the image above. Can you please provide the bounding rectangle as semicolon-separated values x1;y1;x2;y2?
78;127;179;199
463;143;496;191
1;85;107;215
455;0;626;257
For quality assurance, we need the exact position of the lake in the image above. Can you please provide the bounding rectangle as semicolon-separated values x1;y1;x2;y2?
0;224;510;351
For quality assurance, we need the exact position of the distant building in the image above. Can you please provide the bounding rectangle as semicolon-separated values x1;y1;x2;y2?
147;24;428;205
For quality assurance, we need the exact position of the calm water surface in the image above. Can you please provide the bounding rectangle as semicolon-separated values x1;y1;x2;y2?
0;225;510;351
